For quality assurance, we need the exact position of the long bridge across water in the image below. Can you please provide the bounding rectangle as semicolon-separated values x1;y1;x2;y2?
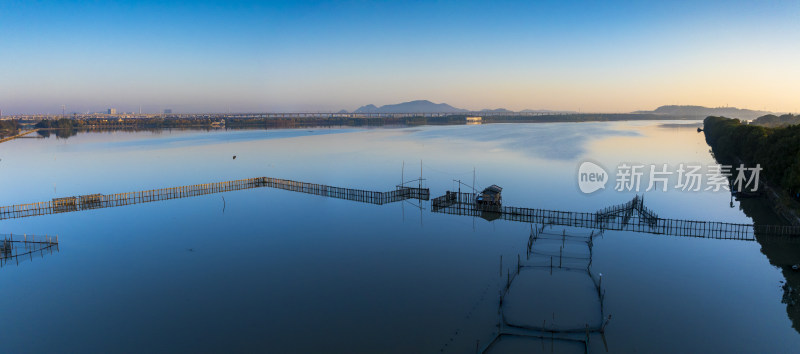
7;111;572;121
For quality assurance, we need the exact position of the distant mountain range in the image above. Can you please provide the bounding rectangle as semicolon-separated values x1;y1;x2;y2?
342;101;773;119
353;100;467;113
635;105;772;120
347;100;575;114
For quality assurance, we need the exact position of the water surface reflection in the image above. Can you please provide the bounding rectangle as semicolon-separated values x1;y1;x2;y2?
1;121;798;352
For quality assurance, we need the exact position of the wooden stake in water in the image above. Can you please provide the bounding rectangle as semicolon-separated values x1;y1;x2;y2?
499;255;502;276
586;323;590;343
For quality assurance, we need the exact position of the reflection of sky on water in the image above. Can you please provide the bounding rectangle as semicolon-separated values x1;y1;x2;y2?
85;128;364;151
402;123;640;160
0;121;768;221
1;121;799;353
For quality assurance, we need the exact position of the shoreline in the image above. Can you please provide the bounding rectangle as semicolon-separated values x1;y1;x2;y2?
21;115;704;132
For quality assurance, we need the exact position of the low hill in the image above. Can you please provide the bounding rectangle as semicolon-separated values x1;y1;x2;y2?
636;105;771;120
751;114;800;127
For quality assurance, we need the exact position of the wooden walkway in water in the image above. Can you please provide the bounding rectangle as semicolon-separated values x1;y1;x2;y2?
432;191;800;241
0;177;430;221
0;129;39;144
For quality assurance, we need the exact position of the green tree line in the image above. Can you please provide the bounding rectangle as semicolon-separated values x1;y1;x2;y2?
35;118;83;129
0;119;20;137
35;117;223;129
704;116;800;196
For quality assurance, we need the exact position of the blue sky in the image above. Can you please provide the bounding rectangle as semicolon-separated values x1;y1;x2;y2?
1;0;798;114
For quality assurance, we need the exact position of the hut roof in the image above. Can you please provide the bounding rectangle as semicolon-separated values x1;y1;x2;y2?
482;185;502;195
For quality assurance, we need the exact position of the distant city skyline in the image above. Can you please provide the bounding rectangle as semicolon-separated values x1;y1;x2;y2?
1;0;799;115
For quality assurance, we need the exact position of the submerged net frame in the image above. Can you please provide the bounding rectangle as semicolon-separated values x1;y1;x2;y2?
480;224;611;354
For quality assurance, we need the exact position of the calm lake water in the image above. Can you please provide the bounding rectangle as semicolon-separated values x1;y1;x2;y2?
1;121;799;353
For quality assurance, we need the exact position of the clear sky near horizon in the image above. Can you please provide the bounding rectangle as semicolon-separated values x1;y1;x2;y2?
1;0;798;114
